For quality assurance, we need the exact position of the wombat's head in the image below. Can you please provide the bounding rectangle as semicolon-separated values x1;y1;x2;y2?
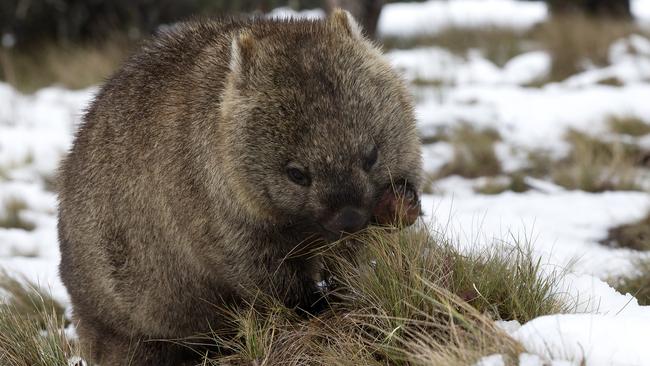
220;10;422;239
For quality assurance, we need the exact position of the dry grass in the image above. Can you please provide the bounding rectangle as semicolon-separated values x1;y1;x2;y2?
609;116;650;137
604;213;650;305
198;226;567;365
438;124;503;179
0;271;78;366
609;258;650;306
475;174;529;195
602;213;650;251
513;127;650;193
0;37;132;93
0;198;36;231
551;130;642;192
382;27;527;67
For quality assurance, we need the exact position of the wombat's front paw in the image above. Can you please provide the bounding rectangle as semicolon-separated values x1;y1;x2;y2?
372;182;421;227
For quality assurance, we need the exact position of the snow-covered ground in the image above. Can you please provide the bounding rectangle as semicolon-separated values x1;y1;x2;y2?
2;1;650;365
379;0;650;37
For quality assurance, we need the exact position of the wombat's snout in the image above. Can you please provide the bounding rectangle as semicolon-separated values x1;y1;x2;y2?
323;206;369;235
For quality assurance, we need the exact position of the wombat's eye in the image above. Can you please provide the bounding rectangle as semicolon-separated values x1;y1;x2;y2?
286;166;311;186
362;146;378;172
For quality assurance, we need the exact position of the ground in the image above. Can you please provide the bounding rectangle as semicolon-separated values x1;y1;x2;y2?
1;1;650;365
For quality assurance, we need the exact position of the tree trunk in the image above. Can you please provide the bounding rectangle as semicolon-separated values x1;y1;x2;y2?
548;0;632;19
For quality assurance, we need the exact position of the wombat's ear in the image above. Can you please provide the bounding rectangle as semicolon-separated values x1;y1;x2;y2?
229;30;256;76
329;8;364;40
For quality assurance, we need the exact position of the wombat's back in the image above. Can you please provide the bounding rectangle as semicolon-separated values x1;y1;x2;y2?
57;19;248;359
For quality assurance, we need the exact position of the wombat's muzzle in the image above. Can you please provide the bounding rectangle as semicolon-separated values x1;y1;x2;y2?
322;206;370;237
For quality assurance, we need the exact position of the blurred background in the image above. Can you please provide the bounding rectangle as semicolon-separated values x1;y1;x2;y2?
0;0;645;91
1;0;650;308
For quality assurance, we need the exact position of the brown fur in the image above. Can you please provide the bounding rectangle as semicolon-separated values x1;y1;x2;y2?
58;11;421;365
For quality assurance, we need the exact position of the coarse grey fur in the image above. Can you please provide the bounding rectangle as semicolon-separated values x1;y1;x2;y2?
58;10;421;365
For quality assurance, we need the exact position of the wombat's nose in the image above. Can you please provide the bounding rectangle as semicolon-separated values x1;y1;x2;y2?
327;207;368;234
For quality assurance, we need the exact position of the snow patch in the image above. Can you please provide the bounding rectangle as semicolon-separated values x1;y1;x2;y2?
378;0;547;38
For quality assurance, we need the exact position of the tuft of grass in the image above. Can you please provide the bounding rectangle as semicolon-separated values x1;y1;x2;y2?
0;272;67;326
609;258;650;306
603;214;650;305
608;116;650;137
438;124;503;179
0;271;79;366
0;198;36;231
475;174;529;195
602;213;650;251
551;130;642;192
596;76;625;87
338;227;569;323
200;226;567;365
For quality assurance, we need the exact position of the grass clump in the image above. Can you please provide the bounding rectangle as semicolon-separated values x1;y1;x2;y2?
603;214;650;305
438;124;503;179
0;198;36;231
602;213;650;251
609;258;650;306
338;228;568;324
0;271;78;366
551;130;642;192
200;226;566;365
609;116;650;137
475;174;529;195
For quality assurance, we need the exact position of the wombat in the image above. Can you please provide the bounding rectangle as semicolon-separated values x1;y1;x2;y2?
58;10;422;365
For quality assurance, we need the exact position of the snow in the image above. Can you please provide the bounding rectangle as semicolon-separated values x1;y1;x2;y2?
379;0;650;38
514;313;650;365
493;274;650;366
388;48;551;86
509;274;650;365
388;5;650;364
2;1;650;365
0;84;93;303
267;7;325;20
421;190;650;279
420;83;650;152
475;354;506;366
565;35;650;87
633;0;650;24
378;0;547;38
